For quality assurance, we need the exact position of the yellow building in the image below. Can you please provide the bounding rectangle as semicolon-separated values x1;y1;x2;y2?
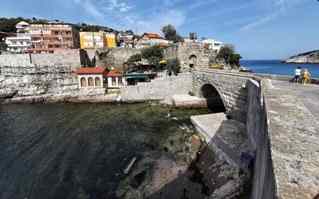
80;32;105;49
80;32;117;49
104;33;116;48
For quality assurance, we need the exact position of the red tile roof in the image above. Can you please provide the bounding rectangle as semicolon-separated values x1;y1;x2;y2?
75;67;107;75
143;33;162;39
106;69;123;77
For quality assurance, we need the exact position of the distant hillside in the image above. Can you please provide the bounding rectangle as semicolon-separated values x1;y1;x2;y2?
285;50;319;64
0;17;131;34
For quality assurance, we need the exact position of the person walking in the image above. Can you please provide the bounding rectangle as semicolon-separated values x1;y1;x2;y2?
302;68;311;85
293;66;302;83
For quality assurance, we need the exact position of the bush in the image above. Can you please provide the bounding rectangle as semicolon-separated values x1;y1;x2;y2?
141;46;164;70
127;54;142;66
166;58;181;76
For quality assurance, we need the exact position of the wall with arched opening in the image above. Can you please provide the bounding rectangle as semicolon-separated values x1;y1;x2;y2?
200;84;226;113
189;55;197;68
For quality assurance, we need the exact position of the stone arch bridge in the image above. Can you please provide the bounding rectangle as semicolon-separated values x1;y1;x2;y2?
191;69;255;123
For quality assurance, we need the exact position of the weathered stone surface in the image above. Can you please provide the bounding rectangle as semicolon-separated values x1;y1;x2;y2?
120;73;193;102
192;69;252;122
171;94;207;108
164;43;217;70
264;80;319;199
191;114;252;198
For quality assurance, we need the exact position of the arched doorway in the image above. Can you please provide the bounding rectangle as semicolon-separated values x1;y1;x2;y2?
189;55;197;68
200;84;226;113
80;77;87;87
95;77;101;87
88;77;94;87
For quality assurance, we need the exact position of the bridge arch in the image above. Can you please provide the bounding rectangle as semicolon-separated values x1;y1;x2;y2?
200;83;226;113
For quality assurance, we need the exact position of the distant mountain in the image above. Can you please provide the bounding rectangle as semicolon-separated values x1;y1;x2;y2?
285;50;319;64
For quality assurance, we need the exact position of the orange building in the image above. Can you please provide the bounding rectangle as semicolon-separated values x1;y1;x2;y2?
27;23;79;53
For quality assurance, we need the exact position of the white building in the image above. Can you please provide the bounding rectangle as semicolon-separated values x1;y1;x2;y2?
5;21;32;53
136;33;171;49
76;67;106;89
202;39;224;52
5;35;32;53
75;67;126;91
105;69;127;88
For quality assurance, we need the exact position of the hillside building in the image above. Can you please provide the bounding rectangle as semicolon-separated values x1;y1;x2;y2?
136;33;171;49
5;21;80;54
79;32;117;49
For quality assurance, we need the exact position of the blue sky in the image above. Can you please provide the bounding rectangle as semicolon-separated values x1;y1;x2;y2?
1;0;319;59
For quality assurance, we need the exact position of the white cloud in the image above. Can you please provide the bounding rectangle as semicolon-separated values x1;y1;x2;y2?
73;0;104;19
240;0;308;31
104;0;132;13
123;9;186;34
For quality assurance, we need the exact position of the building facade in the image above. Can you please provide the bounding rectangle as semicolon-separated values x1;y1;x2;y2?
80;32;105;49
202;39;224;53
80;32;117;49
5;21;80;54
28;23;79;53
136;33;171;49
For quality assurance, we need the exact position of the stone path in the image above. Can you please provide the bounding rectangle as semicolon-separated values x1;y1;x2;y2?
264;80;319;199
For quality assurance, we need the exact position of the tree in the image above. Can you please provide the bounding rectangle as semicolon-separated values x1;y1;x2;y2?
141;46;164;71
161;24;183;43
217;45;235;65
166;58;181;76
229;54;242;68
127;54;142;66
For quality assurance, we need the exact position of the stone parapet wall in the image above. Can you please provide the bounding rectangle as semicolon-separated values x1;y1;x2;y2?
120;73;192;101
246;79;276;199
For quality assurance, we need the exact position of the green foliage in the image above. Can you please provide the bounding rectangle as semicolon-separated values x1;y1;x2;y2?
161;24;183;43
141;46;164;70
229;54;242;67
127;54;142;65
217;45;235;64
0;42;7;51
217;45;242;69
166;58;181;76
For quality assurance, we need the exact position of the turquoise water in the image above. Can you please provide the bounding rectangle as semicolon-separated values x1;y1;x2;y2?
241;60;319;78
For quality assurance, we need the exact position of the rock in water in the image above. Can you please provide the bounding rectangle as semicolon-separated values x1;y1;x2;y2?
124;157;137;175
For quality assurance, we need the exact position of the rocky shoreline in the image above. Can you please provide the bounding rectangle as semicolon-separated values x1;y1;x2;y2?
285;50;319;64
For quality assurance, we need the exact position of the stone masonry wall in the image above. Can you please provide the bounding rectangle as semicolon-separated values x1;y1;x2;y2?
246;79;276;199
164;43;216;71
0;64;78;98
97;48;141;68
120;73;192;101
0;49;81;70
192;70;249;123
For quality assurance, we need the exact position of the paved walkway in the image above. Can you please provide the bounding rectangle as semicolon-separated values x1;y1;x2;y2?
265;80;319;199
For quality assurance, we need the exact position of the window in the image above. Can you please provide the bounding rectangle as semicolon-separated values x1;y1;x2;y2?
80;77;86;87
118;77;123;86
95;77;101;87
112;77;116;86
88;77;94;86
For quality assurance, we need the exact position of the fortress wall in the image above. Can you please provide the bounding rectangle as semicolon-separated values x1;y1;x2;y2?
0;49;81;70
